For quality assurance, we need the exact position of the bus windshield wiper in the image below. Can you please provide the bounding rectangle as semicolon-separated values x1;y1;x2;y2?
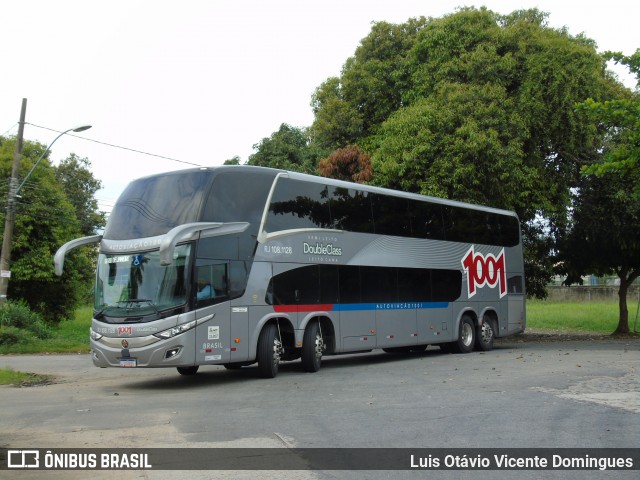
94;305;107;320
122;299;160;315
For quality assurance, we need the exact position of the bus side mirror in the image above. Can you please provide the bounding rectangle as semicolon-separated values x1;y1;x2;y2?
54;235;102;276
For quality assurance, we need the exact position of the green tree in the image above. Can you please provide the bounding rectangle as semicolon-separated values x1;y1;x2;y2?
310;18;428;150
560;173;640;334
54;154;106;235
561;51;640;334
310;77;364;151
0;137;101;322
579;49;639;192
373;83;531;207
386;7;611;215
248;123;319;173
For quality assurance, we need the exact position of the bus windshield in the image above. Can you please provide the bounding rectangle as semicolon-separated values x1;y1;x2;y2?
95;244;191;319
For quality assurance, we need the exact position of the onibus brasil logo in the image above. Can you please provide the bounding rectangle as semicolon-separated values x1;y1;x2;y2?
461;246;507;298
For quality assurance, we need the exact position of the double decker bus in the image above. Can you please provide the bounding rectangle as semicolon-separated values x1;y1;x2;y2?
55;166;525;378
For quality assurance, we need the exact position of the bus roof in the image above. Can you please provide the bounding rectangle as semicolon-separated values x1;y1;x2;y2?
162;165;520;219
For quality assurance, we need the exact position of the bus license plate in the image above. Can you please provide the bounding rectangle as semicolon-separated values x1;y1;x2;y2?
119;358;137;368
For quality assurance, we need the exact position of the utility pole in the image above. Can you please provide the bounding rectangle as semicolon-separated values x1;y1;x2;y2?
0;98;27;303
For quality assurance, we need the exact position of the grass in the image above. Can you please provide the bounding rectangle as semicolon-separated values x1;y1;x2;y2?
526;299;635;334
0;306;92;385
0;305;92;355
0;368;51;386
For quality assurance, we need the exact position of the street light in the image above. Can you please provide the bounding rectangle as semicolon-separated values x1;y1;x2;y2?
15;125;92;195
0;123;92;301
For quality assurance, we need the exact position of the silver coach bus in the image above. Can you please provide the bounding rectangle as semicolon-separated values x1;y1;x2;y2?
55;166;526;378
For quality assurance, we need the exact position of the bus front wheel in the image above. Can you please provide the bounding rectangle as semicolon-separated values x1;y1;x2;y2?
301;321;323;373
257;323;282;378
177;366;199;375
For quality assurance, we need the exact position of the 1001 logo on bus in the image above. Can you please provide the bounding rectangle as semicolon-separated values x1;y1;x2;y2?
461;246;507;298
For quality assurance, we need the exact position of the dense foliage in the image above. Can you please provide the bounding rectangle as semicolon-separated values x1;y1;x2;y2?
247;123;321;173
0;137;104;323
0;300;50;345
560;173;640;334
562;51;640;333
579;51;640;189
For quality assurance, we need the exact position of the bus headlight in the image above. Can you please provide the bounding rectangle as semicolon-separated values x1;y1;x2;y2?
154;320;197;339
90;328;103;341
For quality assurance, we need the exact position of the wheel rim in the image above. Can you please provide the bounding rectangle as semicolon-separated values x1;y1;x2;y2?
273;337;283;367
461;322;474;347
314;333;324;360
480;322;493;344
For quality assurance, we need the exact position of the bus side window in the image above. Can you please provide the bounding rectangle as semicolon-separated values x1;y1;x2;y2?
196;262;228;306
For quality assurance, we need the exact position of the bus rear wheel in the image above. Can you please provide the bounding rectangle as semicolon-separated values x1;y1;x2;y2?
257;323;282;378
452;315;475;354
475;317;495;351
301;321;323;373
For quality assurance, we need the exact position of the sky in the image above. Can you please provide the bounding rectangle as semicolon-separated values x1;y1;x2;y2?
1;0;637;214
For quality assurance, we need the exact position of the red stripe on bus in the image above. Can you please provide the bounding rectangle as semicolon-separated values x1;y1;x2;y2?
274;304;335;313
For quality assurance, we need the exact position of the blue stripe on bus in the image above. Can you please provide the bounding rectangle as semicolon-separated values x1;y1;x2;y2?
334;302;449;311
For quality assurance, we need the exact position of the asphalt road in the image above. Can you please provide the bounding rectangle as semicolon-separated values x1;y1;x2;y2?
1;335;638;480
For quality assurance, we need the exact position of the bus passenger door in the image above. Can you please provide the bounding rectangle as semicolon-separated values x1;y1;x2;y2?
193;261;231;365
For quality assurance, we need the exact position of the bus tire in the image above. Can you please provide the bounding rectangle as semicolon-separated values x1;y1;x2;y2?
453;315;475;354
257;323;282;378
177;366;199;375
475;317;495;351
301;321;323;373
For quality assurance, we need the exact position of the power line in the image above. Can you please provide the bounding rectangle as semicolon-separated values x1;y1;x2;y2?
26;122;203;168
7;121;204;220
1;123;17;137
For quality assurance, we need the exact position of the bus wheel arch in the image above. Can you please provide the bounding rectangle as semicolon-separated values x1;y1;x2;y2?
476;311;497;352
